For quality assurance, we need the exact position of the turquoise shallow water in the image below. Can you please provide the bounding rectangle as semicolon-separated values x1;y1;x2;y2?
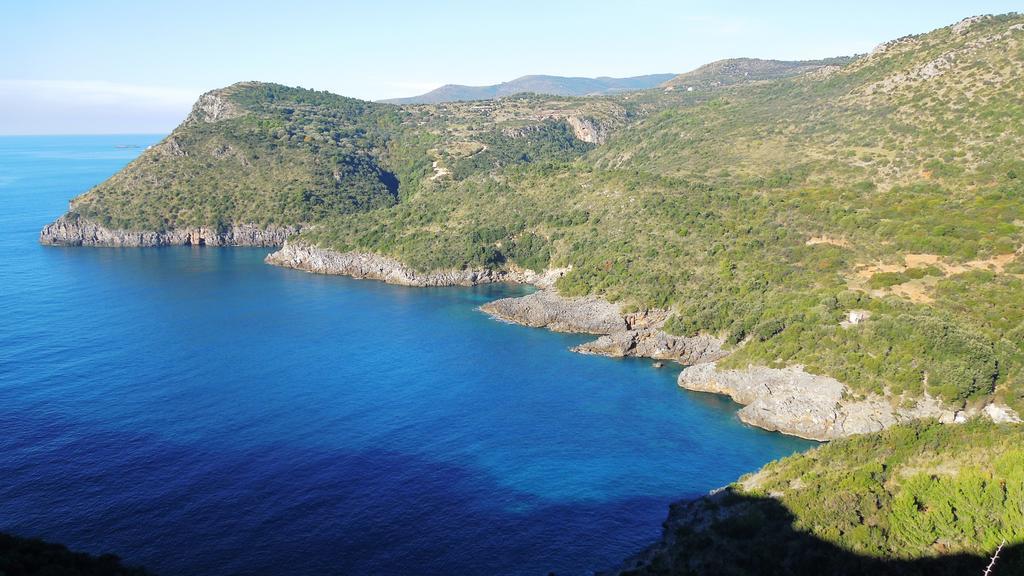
0;135;812;575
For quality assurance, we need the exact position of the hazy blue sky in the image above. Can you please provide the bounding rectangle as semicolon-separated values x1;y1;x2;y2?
2;0;1020;134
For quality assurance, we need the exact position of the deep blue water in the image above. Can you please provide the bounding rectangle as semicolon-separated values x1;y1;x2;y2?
0;135;812;575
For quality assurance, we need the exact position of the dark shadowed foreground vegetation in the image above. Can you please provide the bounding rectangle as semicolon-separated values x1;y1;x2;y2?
0;533;151;576
613;420;1024;575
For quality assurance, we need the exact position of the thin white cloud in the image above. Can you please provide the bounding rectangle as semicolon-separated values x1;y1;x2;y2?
0;79;201;134
0;79;200;108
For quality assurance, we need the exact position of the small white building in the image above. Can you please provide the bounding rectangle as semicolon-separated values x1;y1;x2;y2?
848;310;870;325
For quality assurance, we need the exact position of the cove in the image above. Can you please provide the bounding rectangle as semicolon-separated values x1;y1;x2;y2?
0;136;812;575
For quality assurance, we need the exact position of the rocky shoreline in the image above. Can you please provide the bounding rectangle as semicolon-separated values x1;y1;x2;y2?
39;213;297;248
264;240;566;287
481;290;728;365
43;224;1022;441
677;362;1021;441
248;240;1024;440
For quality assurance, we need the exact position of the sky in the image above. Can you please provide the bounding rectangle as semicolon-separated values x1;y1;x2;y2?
1;0;1021;134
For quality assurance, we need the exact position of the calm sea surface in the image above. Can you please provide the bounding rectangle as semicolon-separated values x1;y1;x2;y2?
0;135;812;575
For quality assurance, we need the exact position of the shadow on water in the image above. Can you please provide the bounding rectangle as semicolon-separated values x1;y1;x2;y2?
5;488;1019;576
610;488;1021;576
0;412;700;576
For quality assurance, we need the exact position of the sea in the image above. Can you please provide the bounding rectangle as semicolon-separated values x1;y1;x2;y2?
0;135;812;575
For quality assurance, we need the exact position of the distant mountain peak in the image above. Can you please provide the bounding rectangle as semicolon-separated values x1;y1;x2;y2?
380;73;677;104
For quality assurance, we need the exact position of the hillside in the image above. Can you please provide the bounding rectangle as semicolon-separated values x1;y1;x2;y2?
660;57;854;90
43;14;1024;415
297;14;1024;417
611;420;1024;575
38;13;1024;571
380;73;676;104
45;83;631;244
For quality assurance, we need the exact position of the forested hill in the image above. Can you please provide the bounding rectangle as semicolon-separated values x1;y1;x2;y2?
64;81;628;233
40;12;1024;572
304;13;1024;416
379;73;676;104
51;14;1024;419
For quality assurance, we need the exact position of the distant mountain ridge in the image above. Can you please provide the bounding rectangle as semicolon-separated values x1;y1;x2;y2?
380;73;676;104
661;57;856;90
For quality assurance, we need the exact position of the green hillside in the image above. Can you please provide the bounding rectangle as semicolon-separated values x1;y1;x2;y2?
67;82;630;233
44;12;1024;572
70;82;408;231
615;420;1024;575
660;57;853;90
57;15;1024;413
305;14;1024;412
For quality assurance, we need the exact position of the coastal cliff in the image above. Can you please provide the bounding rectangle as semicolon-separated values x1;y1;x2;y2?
264;240;564;287
40;213;297;247
677;362;1021;441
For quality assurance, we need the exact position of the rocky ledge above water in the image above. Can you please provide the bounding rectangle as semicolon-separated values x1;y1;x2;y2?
481;289;626;334
677;362;1022;441
481;289;727;364
264;240;566;287
39;213;297;247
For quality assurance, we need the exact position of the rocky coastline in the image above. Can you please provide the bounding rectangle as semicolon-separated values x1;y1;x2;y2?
39;213;297;247
45;226;1022;442
677;362;1021;441
481;290;727;365
266;240;1022;441
264;240;566;287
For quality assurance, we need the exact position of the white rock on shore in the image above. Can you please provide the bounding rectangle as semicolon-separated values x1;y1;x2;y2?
677;362;1021;441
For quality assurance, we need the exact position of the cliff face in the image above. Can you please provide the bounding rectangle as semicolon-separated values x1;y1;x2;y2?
677;362;1021;441
264;240;563;287
39;214;297;248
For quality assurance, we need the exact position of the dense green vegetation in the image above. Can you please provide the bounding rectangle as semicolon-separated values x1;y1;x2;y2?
64;15;1024;414
620;420;1024;575
48;13;1024;572
305;14;1024;413
746;420;1024;560
61;15;1024;414
71;82;407;230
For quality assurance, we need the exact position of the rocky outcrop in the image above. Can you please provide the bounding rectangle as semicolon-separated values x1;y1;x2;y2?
39;213;296;247
574;330;726;365
566;115;608;144
480;289;625;334
481;288;726;362
677;362;1021;441
185;89;244;124
264;240;565;287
